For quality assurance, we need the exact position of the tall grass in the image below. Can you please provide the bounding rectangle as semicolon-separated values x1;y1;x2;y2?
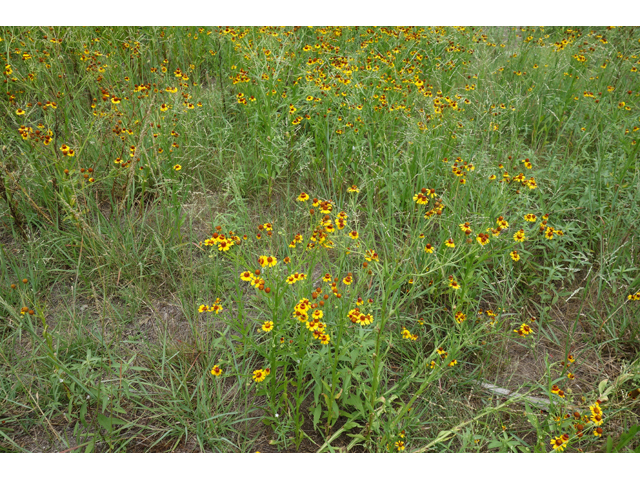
1;26;639;452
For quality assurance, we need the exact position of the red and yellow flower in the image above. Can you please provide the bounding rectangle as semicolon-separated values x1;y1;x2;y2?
550;434;569;452
253;369;269;383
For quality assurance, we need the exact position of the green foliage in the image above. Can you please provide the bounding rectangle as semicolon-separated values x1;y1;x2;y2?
1;26;639;452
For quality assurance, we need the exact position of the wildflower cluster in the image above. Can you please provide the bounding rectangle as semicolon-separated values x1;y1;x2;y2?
204;227;240;252
413;187;445;220
347;308;374;326
401;327;418;341
551;384;566;399
513;323;533;337
3;25;637;453
547;397;607;452
258;255;278;268
285;272;307;285
240;270;266;289
288;233;304;248
198;298;223;314
428;346;456;369
290;298;329;344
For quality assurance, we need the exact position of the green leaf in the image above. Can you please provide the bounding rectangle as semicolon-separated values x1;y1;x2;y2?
321;379;332;393
344;393;364;415
605;435;614;453
85;438;95;453
331;397;340;421
313;379;321;405
313;403;322;430
97;413;112;432
79;402;88;428
598;379;608;395
112;405;127;415
610;424;640;452
97;414;126;432
487;439;502;450
353;365;367;375
342;420;361;431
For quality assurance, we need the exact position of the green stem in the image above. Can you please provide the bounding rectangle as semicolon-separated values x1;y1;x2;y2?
326;296;347;431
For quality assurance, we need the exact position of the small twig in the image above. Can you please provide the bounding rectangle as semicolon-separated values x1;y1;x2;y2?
59;441;93;453
597;298;631;335
184;352;202;380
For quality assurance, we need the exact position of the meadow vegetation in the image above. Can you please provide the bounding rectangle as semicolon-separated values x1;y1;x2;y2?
1;26;640;452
